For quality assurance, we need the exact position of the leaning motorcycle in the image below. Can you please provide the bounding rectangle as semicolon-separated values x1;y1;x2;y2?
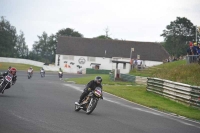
28;72;32;79
40;70;45;77
75;87;103;115
27;70;32;79
58;71;63;79
0;73;13;94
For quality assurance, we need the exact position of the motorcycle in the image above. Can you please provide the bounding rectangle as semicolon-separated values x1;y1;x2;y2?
27;70;32;79
75;87;103;115
58;71;63;79
0;73;13;94
40;70;45;77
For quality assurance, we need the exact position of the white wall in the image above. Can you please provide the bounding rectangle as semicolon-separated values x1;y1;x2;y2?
0;56;163;73
0;57;60;72
55;54;163;74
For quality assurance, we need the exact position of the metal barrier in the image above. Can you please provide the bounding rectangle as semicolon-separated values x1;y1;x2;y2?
186;55;200;64
147;77;200;108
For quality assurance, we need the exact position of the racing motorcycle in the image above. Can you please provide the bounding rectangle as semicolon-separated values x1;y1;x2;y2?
58;71;63;79
40;70;45;78
28;72;32;79
0;73;13;94
27;70;32;79
75;87;103;115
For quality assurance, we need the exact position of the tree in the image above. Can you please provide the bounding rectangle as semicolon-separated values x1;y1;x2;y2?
161;17;198;57
0;16;18;57
94;27;112;40
31;32;51;63
56;28;83;38
15;31;29;58
93;35;112;40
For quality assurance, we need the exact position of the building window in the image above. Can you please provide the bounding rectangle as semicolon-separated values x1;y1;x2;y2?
63;55;74;60
87;57;95;62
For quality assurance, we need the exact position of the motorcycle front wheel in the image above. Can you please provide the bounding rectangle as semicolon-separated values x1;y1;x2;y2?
86;98;98;115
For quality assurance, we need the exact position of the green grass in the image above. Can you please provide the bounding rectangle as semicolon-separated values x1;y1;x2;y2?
66;74;136;85
130;60;200;86
103;85;200;120
66;73;200;121
0;62;43;71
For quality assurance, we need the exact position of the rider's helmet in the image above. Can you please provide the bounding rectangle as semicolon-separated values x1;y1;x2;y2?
30;67;32;69
8;66;12;70
95;76;102;84
10;67;17;75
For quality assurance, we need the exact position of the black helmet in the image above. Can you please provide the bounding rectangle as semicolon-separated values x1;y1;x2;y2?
95;76;102;83
8;66;12;69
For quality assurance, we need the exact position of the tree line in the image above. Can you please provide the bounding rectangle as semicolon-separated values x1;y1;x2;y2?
0;16;199;63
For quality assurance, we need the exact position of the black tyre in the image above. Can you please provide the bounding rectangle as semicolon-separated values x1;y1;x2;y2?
86;98;98;115
0;82;6;94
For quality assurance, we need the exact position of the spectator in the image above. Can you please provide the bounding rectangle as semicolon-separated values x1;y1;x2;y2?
193;42;198;55
137;59;142;70
187;42;194;63
198;43;200;55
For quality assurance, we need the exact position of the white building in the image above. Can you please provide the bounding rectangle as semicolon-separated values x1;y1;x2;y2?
56;37;169;74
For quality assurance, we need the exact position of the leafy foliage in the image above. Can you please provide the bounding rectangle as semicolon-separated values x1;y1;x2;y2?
93;35;112;40
0;17;17;57
0;17;29;58
161;17;199;57
56;28;83;37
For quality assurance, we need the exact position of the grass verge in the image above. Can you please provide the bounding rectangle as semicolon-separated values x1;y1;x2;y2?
66;74;200;121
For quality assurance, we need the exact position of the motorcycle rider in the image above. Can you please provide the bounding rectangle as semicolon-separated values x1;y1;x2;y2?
40;67;45;77
1;67;17;93
75;76;103;105
58;67;63;80
27;67;33;77
8;66;12;71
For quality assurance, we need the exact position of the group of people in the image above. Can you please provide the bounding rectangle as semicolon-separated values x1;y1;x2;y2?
187;42;200;55
186;42;200;63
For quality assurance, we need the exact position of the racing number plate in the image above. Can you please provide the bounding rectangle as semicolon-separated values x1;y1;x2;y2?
5;75;12;82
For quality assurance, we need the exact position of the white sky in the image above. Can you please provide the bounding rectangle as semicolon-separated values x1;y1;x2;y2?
0;0;200;50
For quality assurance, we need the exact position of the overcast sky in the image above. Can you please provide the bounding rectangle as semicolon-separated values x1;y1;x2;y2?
0;0;200;50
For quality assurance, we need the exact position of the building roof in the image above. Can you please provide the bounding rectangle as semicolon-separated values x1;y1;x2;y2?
56;36;170;61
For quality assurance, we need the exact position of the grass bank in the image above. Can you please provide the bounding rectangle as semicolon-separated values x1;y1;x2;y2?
0;62;41;71
66;73;200;121
130;60;200;86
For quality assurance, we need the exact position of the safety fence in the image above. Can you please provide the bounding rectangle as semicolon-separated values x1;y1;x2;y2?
147;77;200;108
186;55;200;64
86;68;111;74
109;72;135;83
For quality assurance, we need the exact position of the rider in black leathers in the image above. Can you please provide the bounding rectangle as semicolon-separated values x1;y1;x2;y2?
76;76;103;104
0;67;17;93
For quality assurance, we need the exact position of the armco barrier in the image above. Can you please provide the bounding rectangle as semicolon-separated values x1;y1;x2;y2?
120;74;135;82
147;77;200;108
86;68;111;74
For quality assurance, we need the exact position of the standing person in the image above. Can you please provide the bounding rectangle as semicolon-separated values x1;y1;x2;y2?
75;76;103;105
187;42;195;63
197;43;200;55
